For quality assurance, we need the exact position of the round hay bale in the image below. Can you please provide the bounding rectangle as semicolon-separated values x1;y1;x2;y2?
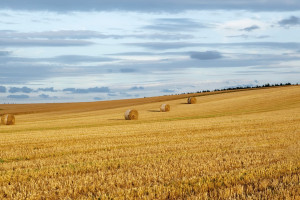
187;97;197;104
124;109;138;120
160;104;170;112
1;114;15;125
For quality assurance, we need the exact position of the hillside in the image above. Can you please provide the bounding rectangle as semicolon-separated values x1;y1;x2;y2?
0;86;294;115
0;86;300;199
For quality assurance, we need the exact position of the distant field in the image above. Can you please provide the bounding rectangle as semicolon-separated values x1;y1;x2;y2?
0;86;300;199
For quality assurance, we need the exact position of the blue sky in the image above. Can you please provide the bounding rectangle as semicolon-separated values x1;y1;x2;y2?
0;0;299;103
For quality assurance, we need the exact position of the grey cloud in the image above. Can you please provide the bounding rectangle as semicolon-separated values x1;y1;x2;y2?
0;51;11;56
144;18;207;32
240;25;260;32
37;87;56;92
0;63;61;84
0;0;300;12
108;93;118;97
227;34;270;39
0;13;12;17
110;52;300;71
38;94;58;99
0;20;17;25
94;97;103;101
1;51;299;85
63;87;110;93
278;16;300;27
256;35;270;39
49;55;116;64
0;39;94;47
0;30;193;41
234;70;275;75
107;51;184;56
7;94;29;99
213;42;300;49
0;86;6;93
0;54;116;64
7;86;57;94
128;42;300;50
0;55;30;63
37;30;117;39
9;86;34;93
126;42;197;50
227;34;250;39
130;86;144;90
5;86;112;96
161;89;175;93
119;92;133;98
190;51;223;60
120;68;137;73
133;33;194;40
0;61;120;84
39;94;50;98
0;30;122;40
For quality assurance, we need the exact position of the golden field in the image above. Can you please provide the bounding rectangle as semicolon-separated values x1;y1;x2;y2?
0;86;300;199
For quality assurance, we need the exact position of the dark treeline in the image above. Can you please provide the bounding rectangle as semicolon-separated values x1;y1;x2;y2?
177;82;298;95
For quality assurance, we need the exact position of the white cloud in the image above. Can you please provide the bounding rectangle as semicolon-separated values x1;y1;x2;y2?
0;8;299;103
220;19;266;32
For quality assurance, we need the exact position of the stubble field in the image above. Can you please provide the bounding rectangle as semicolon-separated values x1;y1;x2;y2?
0;86;300;199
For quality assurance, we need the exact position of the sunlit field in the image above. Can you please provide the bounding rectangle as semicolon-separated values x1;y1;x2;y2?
1;86;300;199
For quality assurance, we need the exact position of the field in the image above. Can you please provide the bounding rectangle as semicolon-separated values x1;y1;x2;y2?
0;86;300;199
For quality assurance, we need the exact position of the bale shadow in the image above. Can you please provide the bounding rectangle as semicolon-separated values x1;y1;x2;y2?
148;110;160;112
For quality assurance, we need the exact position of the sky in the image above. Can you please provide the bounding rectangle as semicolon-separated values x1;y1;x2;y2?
0;0;300;103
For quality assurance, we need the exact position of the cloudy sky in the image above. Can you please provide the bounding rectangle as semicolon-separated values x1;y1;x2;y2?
0;0;300;103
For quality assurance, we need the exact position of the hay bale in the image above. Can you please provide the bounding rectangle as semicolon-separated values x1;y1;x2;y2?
187;97;197;104
124;109;138;120
1;114;15;125
160;104;170;112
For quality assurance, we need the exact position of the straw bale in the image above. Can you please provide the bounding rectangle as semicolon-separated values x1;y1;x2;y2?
187;97;197;104
124;109;139;120
160;104;170;112
1;114;15;125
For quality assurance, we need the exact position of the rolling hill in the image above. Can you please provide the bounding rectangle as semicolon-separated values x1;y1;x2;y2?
0;86;299;199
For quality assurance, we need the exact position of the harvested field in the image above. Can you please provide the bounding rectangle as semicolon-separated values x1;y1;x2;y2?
0;86;300;199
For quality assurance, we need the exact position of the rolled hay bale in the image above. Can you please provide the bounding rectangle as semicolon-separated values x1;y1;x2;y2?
1;114;15;125
124;109;139;120
187;97;197;104
160;104;170;112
